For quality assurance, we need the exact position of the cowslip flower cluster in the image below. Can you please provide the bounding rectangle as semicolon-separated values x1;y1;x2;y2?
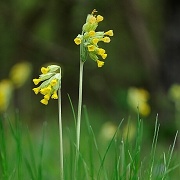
32;65;61;105
74;9;113;67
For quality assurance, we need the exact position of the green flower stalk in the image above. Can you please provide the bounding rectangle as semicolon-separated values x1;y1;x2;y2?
74;9;114;170
32;65;64;179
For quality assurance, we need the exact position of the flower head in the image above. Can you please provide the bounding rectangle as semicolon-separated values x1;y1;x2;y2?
32;65;61;105
74;9;113;67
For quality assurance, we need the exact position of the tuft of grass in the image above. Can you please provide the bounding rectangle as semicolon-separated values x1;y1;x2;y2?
0;110;179;179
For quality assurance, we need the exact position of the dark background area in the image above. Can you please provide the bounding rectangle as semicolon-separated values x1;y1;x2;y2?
0;0;179;141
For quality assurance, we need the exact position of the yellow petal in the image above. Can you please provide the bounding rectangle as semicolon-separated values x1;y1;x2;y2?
74;37;81;45
33;78;41;85
41;67;49;74
102;53;107;59
96;15;104;22
32;87;40;94
40;98;48;105
97;60;104;67
51;91;58;99
88;45;95;52
103;37;111;43
105;30;113;36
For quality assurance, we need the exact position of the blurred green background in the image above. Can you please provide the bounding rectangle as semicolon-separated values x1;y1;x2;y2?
0;0;179;143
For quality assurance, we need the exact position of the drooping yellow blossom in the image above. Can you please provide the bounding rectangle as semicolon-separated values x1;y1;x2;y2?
50;79;57;86
41;67;49;74
101;53;107;59
32;65;61;105
127;87;151;116
97;60;105;67
40;98;48;105
33;78;41;85
74;9;113;67
52;91;58;99
32;87;40;94
40;86;51;95
98;48;106;55
44;94;51;100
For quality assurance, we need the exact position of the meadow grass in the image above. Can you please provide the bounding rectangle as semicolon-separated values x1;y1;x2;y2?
0;110;179;180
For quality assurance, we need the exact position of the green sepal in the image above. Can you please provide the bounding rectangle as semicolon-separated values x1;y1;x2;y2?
80;42;87;62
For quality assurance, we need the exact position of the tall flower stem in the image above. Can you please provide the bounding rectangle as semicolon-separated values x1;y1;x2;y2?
58;87;64;180
76;60;84;151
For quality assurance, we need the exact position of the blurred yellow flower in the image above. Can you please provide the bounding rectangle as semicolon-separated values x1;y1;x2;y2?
9;61;32;88
0;79;13;112
169;84;180;101
122;122;136;141
127;87;151;116
99;121;117;141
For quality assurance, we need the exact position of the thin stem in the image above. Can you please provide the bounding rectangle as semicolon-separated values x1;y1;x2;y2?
74;60;84;178
58;88;64;180
76;60;84;151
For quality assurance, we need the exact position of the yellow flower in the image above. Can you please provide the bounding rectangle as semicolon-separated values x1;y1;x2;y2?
98;48;106;55
88;45;95;52
32;87;40;94
75;10;113;67
97;60;104;67
40;98;48;105
74;37;81;45
88;16;96;24
40;86;51;95
105;30;113;36
44;94;51;100
33;78;41;85
92;38;99;44
88;30;95;36
50;79;57;86
96;15;104;22
101;53;107;59
41;67;49;74
52;91;58;99
103;37;111;43
32;65;61;105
